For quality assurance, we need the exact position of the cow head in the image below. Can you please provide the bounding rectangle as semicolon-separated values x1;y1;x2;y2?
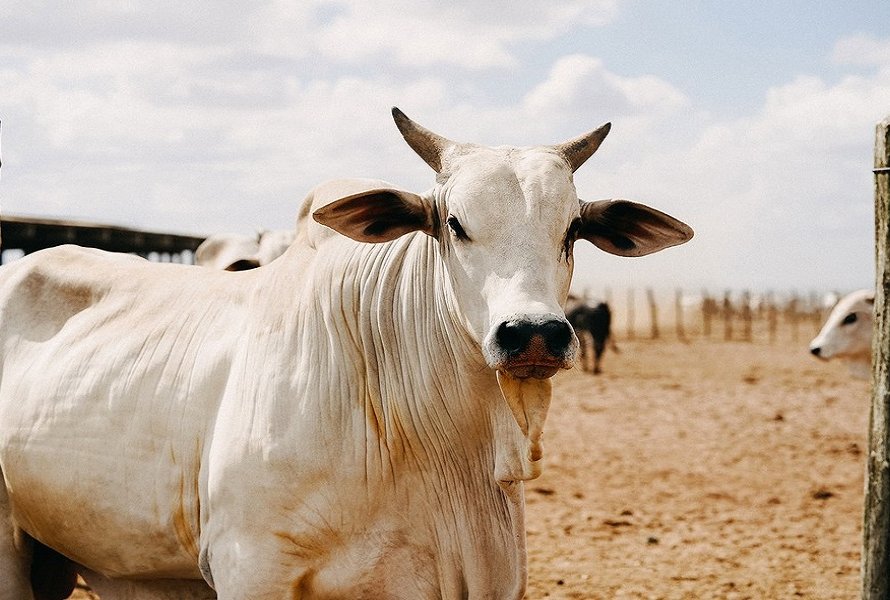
810;289;874;364
313;109;693;476
314;108;692;375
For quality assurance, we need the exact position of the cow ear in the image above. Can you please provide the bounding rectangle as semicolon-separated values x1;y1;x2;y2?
313;182;434;243
579;199;693;257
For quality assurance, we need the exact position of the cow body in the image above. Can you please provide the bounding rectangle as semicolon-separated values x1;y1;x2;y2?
567;300;613;374
0;109;692;599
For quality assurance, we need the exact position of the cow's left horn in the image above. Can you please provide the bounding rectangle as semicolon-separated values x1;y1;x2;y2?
552;122;612;172
392;107;455;173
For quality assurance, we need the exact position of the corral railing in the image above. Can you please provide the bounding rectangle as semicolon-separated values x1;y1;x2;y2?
0;214;206;264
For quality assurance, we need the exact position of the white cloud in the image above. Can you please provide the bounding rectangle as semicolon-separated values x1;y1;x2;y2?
1;4;888;293
0;0;622;70
832;34;890;68
308;1;621;70
519;54;689;142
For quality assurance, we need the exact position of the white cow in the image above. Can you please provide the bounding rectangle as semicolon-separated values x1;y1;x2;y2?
255;228;296;266
0;108;693;599
809;288;874;379
195;229;295;271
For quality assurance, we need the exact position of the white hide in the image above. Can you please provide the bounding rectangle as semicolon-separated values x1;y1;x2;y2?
255;229;296;266
194;229;295;271
809;288;874;379
0;109;692;599
194;232;261;270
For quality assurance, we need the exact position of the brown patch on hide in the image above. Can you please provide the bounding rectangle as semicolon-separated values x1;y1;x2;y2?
290;570;316;600
13;264;98;343
22;268;94;313
173;475;199;560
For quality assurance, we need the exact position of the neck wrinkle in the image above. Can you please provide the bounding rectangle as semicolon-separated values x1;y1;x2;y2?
293;231;527;596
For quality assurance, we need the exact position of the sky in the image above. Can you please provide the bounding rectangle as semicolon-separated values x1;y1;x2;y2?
1;0;889;295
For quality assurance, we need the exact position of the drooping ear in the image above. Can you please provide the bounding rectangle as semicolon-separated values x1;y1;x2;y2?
579;199;694;257
312;180;434;243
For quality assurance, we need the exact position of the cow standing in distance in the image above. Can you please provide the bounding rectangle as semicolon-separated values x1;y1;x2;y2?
566;295;616;374
0;108;692;599
809;288;874;379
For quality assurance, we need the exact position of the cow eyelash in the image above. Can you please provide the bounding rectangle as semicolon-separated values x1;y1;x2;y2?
447;215;470;241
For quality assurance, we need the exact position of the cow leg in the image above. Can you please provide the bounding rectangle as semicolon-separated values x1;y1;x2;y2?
593;337;606;375
578;331;593;372
0;480;34;600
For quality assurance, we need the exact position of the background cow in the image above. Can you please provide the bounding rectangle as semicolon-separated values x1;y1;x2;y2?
194;229;295;271
0;108;692;599
809;288;874;379
566;295;616;375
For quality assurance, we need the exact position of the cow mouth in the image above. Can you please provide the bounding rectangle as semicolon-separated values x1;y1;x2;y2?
500;362;563;379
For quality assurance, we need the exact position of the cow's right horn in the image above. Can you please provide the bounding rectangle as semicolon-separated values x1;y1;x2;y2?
392;107;456;174
552;122;611;172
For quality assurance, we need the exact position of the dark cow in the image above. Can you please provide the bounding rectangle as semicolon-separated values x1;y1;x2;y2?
567;300;615;375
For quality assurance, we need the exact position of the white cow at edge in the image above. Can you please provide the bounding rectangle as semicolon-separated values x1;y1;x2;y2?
809;288;874;379
0;109;693;599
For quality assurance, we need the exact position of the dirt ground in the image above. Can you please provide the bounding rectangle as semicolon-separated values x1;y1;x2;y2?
70;328;869;599
525;332;869;600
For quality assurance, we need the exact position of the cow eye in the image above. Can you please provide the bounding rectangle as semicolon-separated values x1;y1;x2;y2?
842;312;858;325
447;215;470;241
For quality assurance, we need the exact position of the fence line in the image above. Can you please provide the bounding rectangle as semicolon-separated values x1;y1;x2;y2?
0;215;206;264
576;286;835;345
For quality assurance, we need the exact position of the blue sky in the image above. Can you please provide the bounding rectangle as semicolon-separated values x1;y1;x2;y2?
1;1;889;295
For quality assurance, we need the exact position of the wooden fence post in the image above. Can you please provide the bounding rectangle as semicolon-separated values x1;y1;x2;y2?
722;290;733;341
740;290;753;342
675;288;686;342
864;115;890;600
646;287;660;340
626;288;636;340
787;294;800;343
701;290;714;338
766;292;778;345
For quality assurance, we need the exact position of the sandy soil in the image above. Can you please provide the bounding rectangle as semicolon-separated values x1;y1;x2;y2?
69;330;869;599
525;334;868;600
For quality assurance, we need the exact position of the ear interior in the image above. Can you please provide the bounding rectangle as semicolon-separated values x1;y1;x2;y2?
313;188;434;243
579;199;693;257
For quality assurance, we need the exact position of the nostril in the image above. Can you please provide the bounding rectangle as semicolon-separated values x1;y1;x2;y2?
496;321;532;356
541;320;573;354
810;347;821;357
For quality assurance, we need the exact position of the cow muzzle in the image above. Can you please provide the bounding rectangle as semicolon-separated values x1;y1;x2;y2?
484;314;577;379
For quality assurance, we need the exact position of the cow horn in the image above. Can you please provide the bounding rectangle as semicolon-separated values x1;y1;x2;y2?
392;107;455;173
552;122;612;172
